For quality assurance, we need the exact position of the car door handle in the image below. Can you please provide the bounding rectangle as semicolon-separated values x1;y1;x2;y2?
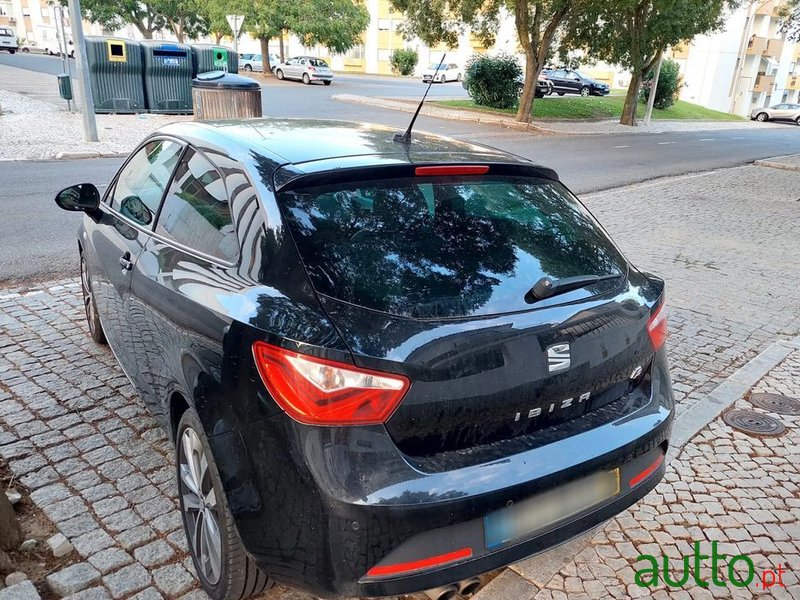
119;253;133;271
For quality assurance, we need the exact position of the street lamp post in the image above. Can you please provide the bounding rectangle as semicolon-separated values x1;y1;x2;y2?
67;0;98;142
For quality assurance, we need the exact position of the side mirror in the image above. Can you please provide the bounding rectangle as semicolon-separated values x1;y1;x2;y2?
55;183;100;212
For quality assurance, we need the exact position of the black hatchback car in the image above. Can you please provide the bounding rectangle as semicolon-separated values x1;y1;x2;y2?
55;120;674;600
543;68;611;97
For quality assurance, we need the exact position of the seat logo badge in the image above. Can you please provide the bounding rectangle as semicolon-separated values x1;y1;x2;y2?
547;343;571;373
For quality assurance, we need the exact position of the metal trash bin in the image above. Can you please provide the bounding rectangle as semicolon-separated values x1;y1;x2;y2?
141;40;193;114
192;71;262;121
84;37;145;113
191;44;238;75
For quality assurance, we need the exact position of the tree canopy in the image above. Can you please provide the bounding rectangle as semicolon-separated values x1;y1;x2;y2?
564;0;732;124
389;0;572;123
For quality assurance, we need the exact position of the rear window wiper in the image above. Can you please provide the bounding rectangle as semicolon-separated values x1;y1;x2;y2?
525;273;623;304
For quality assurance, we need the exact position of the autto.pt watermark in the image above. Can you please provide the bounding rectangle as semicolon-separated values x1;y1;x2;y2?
635;541;789;591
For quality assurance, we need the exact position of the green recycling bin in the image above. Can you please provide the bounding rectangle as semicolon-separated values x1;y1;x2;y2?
191;44;238;75
84;37;145;113
141;40;193;114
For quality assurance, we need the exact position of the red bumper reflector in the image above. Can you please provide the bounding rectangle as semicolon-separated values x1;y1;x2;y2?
415;165;489;176
366;547;473;577
629;454;664;488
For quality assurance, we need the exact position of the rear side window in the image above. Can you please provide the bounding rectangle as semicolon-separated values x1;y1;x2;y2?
278;176;626;319
155;147;238;262
111;139;183;226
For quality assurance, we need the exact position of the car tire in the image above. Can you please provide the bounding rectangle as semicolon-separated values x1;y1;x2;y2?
457;73;462;82
546;83;553;96
557;92;565;96
302;73;310;85
276;69;284;80
755;112;768;122
796;116;800;126
323;80;331;86
580;86;590;97
243;64;252;72
80;254;107;345
177;409;273;600
440;74;446;84
22;47;29;53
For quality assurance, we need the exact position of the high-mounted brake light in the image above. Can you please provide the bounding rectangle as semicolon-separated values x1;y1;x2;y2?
366;547;473;577
252;342;410;426
647;300;668;351
415;165;489;176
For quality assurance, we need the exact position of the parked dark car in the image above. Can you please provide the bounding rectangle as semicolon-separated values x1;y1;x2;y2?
543;68;610;97
55;119;674;600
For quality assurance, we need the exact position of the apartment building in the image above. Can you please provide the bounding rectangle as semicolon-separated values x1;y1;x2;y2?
670;0;799;116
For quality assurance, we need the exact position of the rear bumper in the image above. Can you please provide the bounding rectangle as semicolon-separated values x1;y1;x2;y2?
217;350;674;598
310;73;333;81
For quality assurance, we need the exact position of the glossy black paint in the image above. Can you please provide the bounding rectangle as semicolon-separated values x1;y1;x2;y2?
543;68;611;96
70;119;675;598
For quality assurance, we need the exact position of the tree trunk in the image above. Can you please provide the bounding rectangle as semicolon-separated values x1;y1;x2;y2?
260;38;272;77
0;490;22;551
516;51;539;123
279;35;285;63
620;70;642;126
214;32;222;44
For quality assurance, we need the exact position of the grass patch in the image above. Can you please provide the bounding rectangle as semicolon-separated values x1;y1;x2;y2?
436;96;743;122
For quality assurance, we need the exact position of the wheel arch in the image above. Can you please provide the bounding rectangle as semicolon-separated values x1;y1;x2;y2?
169;390;191;440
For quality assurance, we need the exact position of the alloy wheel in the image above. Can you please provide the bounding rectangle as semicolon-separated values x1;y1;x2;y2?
756;113;767;122
580;86;590;97
179;427;223;586
80;257;96;336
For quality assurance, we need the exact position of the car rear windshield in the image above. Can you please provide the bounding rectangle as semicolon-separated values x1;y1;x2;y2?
0;28;12;36
309;59;328;67
278;176;627;319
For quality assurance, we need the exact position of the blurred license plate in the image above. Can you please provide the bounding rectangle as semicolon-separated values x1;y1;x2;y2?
484;468;620;548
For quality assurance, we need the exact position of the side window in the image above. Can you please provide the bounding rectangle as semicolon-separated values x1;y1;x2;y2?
155;147;238;262
111;139;183;226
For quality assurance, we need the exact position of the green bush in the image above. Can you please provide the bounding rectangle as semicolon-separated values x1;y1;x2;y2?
464;53;522;109
640;58;681;110
390;48;419;76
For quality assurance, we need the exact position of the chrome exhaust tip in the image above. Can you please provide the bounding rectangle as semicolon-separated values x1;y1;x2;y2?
457;576;483;596
424;584;459;600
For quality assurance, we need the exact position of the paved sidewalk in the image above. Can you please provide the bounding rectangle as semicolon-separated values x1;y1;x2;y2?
1;161;800;599
0;64;188;160
331;93;796;135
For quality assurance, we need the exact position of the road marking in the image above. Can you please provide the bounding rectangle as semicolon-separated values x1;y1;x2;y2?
657;141;677;145
698;138;715;142
613;145;630;149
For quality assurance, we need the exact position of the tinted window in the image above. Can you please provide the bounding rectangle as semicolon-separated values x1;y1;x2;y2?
155;148;237;261
279;177;627;319
111;140;183;226
309;58;328;67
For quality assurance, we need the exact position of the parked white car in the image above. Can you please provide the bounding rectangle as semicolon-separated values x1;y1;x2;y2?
422;62;462;83
42;37;74;57
0;27;18;54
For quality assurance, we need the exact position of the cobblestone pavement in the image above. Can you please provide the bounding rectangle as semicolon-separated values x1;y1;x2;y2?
485;350;800;600
1;162;799;599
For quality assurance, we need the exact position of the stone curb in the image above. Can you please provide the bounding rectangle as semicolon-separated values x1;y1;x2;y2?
753;156;800;172
471;333;800;600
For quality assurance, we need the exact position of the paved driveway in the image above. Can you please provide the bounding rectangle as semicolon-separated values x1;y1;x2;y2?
1;161;800;598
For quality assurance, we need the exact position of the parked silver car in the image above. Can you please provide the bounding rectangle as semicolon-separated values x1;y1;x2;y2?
240;53;280;74
750;103;800;125
275;56;333;85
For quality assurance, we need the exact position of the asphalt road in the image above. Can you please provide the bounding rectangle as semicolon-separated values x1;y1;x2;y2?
1;52;799;285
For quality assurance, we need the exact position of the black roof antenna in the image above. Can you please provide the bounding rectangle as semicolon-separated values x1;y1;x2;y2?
393;53;446;146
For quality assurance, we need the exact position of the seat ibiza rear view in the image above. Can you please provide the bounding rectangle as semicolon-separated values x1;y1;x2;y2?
55;119;674;600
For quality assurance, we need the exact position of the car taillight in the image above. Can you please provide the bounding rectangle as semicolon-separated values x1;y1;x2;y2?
252;342;410;426
647;300;668;351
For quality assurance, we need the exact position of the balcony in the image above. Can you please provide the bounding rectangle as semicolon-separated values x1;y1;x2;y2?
764;37;784;58
755;0;782;16
787;75;800;90
753;73;775;92
747;35;767;55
